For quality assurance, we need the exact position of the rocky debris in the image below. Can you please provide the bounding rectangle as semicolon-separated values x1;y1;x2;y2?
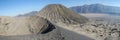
78;19;120;40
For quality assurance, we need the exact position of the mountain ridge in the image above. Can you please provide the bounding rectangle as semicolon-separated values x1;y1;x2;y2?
70;4;120;15
19;4;120;16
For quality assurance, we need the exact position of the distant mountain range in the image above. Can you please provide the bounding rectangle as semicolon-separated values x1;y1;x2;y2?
16;11;38;17
17;4;120;16
70;4;120;15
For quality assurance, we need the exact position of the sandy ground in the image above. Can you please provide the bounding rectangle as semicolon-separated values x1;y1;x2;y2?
0;26;94;40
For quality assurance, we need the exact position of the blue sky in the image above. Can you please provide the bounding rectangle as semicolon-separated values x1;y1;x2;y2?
0;0;120;16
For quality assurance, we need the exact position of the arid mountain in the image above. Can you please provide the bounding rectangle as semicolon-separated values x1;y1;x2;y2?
36;4;88;24
17;4;120;17
70;4;120;15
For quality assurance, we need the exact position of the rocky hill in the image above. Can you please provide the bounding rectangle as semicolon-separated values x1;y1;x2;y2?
36;4;88;24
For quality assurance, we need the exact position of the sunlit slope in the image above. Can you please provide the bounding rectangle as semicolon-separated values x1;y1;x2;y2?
0;16;54;36
36;4;88;24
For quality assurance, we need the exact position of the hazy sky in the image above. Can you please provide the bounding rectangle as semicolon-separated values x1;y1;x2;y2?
0;0;120;16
